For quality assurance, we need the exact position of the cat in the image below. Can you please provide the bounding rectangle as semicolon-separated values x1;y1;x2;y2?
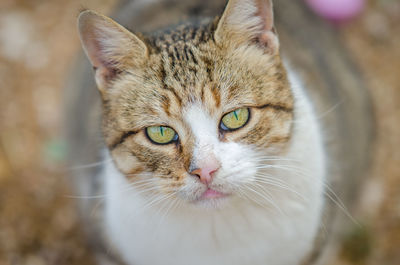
66;0;373;264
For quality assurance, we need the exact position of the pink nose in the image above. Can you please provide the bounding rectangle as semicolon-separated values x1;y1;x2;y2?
190;166;219;185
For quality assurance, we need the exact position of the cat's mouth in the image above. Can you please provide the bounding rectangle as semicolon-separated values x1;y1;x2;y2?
200;188;229;200
188;186;232;208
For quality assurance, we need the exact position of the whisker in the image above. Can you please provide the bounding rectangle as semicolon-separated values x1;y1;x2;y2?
67;158;113;171
258;164;358;225
64;178;160;200
90;198;105;218
252;157;302;163
155;194;180;229
252;175;307;201
292;99;344;125
243;183;285;216
324;188;360;226
137;192;175;213
64;194;107;199
236;187;268;209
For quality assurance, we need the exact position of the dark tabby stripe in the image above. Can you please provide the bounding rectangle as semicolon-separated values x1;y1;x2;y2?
210;85;221;107
110;131;138;150
257;103;293;113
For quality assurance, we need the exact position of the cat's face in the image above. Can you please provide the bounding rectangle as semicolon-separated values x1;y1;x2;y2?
79;0;294;208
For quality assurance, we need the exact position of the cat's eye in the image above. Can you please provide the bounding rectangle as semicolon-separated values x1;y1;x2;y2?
220;108;250;131
145;126;178;145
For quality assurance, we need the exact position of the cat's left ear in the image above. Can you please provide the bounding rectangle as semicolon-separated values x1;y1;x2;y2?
78;10;148;91
214;0;279;54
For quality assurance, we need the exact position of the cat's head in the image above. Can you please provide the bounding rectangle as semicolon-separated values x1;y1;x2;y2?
78;0;294;209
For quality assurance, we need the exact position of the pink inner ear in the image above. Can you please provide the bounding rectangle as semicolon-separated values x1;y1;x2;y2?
82;28;120;84
254;0;278;52
253;0;274;32
83;29;110;70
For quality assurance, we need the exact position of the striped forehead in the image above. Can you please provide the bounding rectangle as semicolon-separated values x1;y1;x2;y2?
157;47;214;104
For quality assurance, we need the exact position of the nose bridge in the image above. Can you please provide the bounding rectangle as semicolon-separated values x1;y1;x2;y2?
190;140;221;184
195;144;218;167
183;103;221;182
190;141;216;170
185;108;219;170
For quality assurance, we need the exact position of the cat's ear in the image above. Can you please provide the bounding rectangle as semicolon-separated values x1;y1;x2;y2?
214;0;278;53
78;10;148;91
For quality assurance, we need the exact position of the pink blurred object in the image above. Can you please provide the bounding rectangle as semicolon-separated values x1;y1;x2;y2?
305;0;365;22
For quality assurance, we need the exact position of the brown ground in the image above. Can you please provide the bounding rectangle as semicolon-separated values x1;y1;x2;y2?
0;0;399;264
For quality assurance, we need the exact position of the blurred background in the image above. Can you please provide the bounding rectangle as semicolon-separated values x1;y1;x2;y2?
0;0;399;264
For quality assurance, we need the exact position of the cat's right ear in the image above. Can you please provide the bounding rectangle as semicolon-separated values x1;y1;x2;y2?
214;0;279;54
78;10;148;91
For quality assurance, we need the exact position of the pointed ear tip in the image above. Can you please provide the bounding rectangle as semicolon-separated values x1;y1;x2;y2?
78;10;93;22
78;10;105;27
78;9;101;17
78;10;108;38
78;10;92;29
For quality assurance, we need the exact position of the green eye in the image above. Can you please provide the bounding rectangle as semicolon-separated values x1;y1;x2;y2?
221;108;250;131
146;126;178;144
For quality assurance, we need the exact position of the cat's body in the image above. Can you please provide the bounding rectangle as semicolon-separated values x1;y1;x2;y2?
66;0;373;264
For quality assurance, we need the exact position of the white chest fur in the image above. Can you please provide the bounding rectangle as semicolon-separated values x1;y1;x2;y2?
102;72;326;265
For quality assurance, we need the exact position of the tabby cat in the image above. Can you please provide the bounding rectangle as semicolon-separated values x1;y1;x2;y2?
67;0;373;264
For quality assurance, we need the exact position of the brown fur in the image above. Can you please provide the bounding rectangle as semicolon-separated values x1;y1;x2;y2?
81;15;291;183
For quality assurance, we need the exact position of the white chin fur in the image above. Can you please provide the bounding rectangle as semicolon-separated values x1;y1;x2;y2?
103;69;326;265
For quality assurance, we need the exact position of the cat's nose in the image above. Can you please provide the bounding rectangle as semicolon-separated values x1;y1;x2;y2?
190;165;220;185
